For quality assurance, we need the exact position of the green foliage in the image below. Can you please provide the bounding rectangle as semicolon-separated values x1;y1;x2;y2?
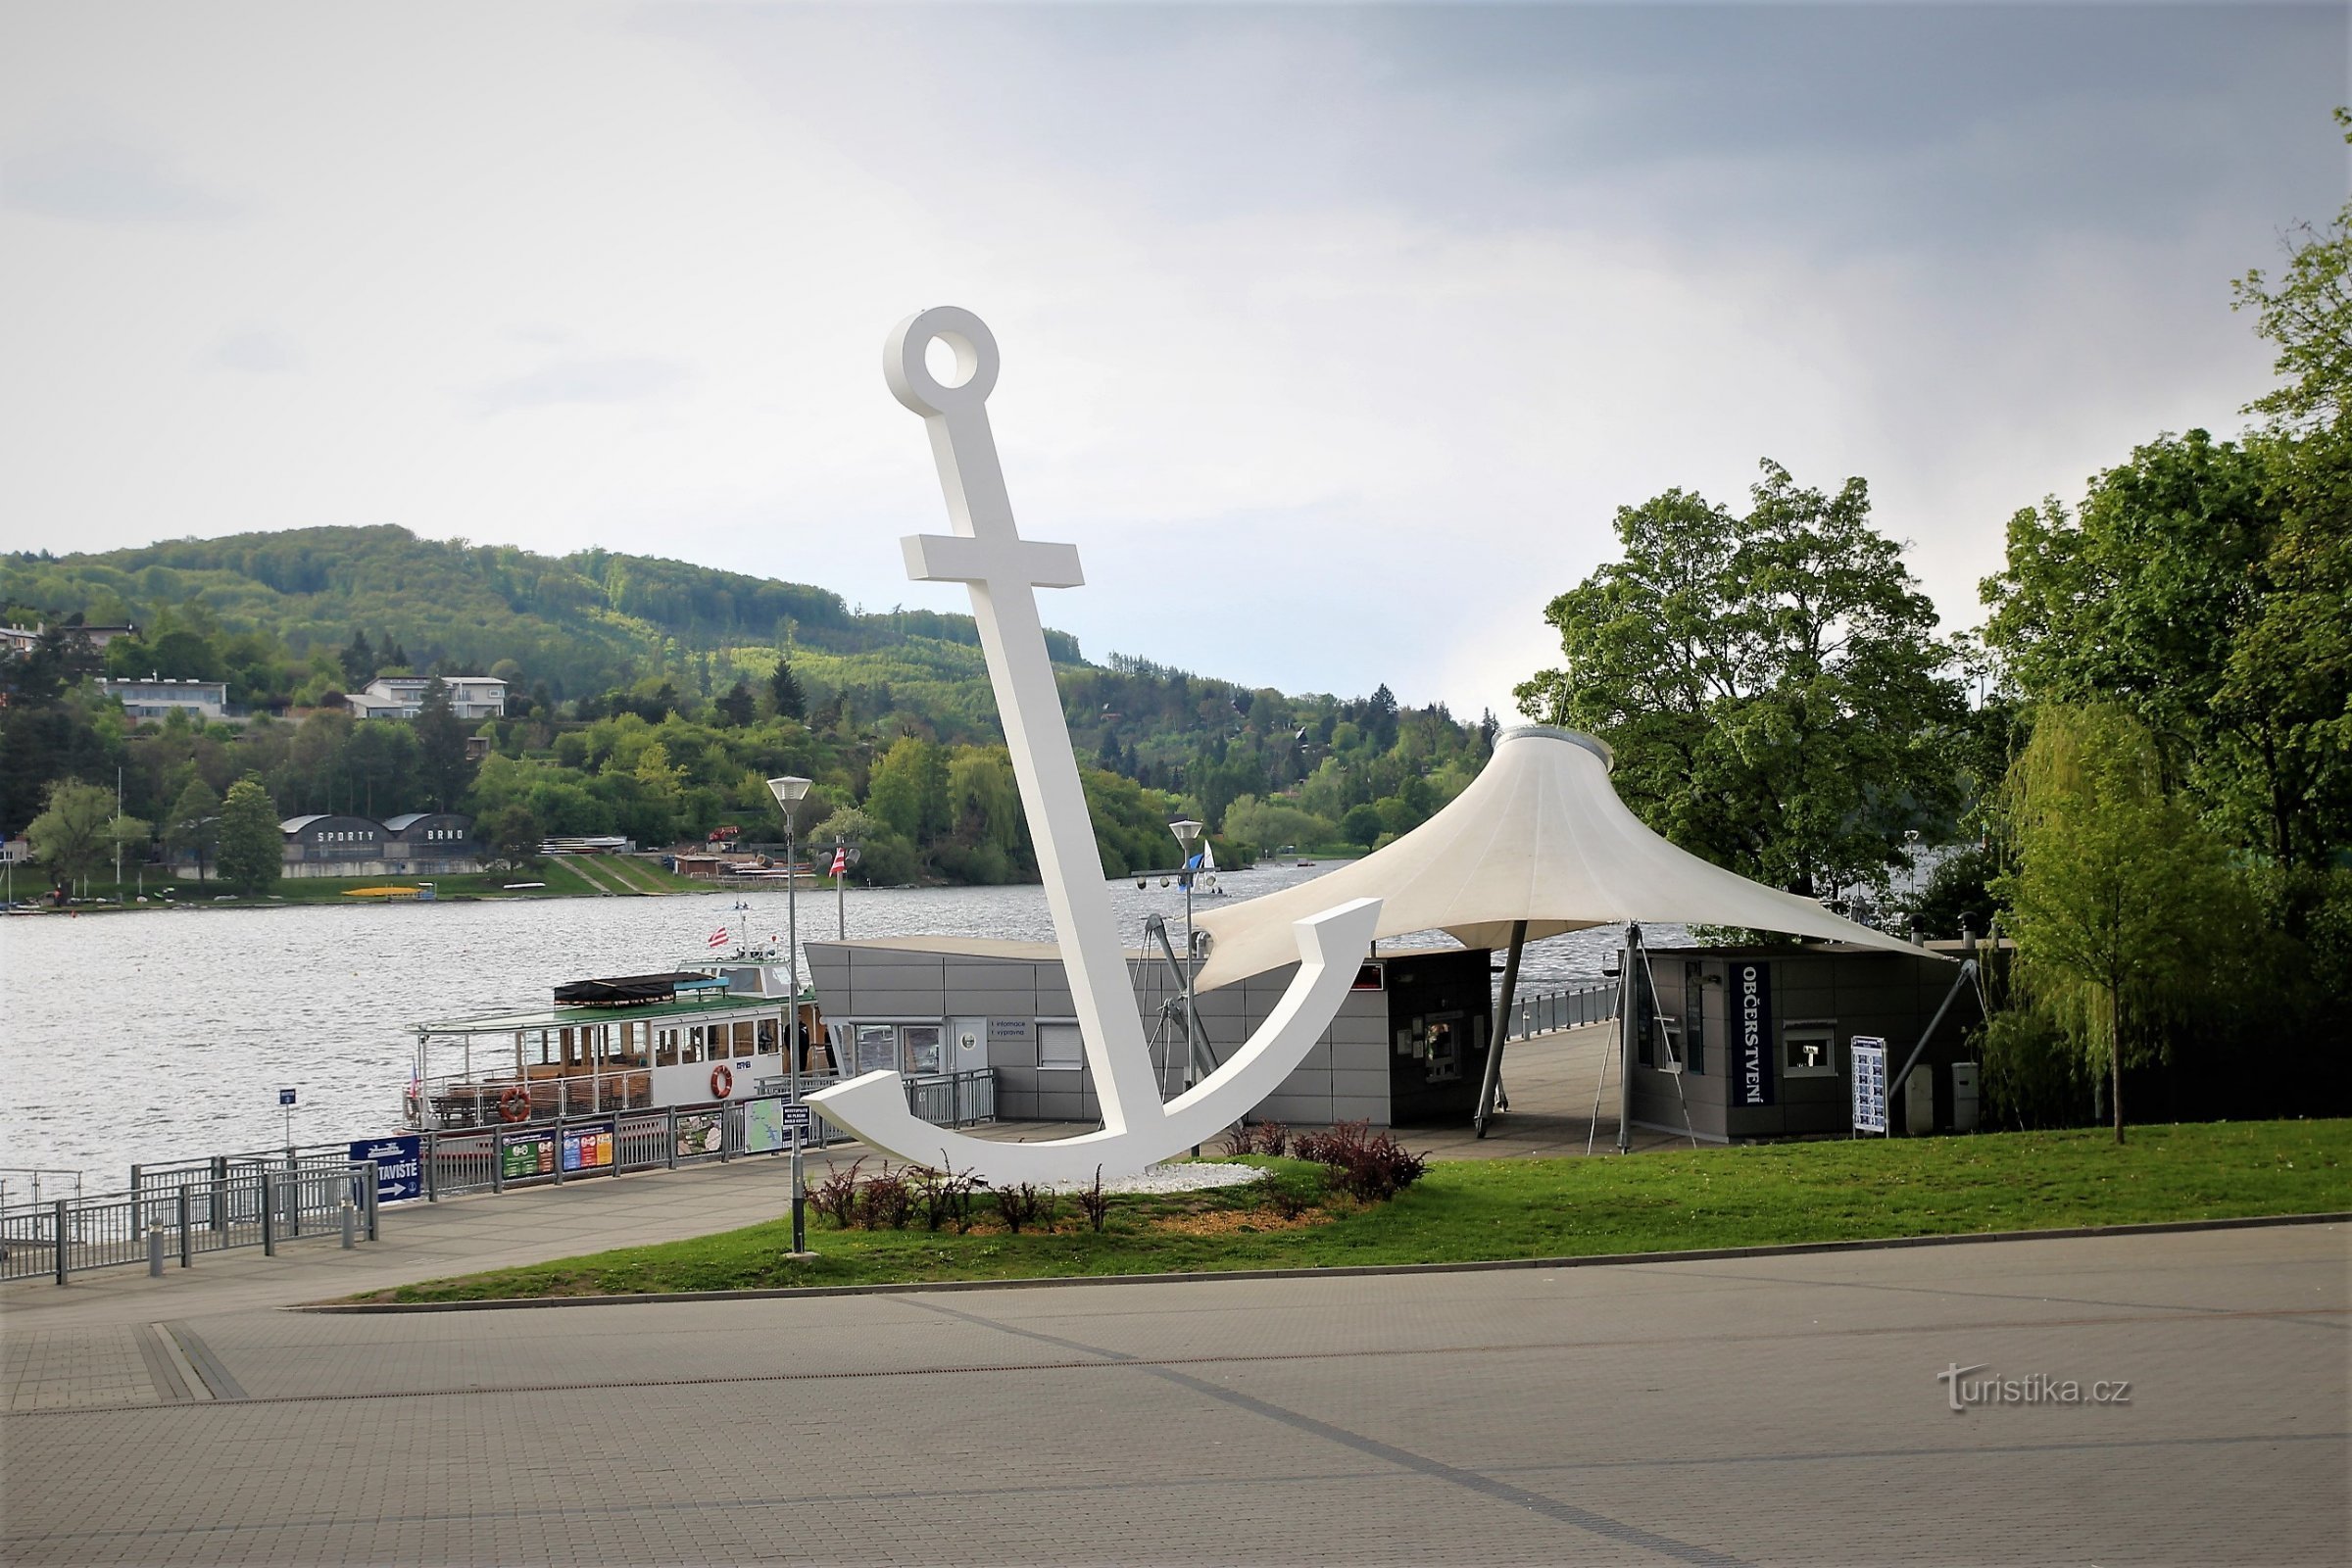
1993;708;2253;1141
2230;107;2352;426
217;773;282;897
1980;430;2346;865
164;777;221;881
26;778;119;886
3;531;1486;882
1516;460;1967;899
1223;794;1340;858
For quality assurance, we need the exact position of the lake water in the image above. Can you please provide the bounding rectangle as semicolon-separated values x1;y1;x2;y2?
2;862;1669;1188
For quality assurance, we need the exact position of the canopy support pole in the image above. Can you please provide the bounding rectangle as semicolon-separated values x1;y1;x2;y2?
1473;920;1528;1138
1887;958;1979;1133
1618;922;1642;1154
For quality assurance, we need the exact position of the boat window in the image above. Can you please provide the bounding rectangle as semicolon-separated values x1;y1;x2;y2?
683;1025;705;1064
757;1019;777;1054
656;1028;678;1067
903;1025;944;1075
732;1020;756;1059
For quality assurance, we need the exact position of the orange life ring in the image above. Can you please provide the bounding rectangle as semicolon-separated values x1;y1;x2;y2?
710;1063;734;1100
498;1086;532;1123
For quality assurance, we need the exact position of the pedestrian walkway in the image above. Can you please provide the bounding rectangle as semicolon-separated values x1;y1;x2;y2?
0;1020;1658;1417
3;1223;2342;1564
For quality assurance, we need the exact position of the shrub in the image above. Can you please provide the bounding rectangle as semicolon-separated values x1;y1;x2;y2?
1295;1120;1428;1201
857;1164;914;1230
1072;1166;1111;1233
810;1158;863;1229
1977;1009;2090;1130
1223;1120;1290;1157
910;1162;984;1233
995;1181;1055;1235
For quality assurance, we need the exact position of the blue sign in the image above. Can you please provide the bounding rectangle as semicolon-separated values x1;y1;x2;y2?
278;1088;297;1106
778;1102;812;1130
350;1135;422;1203
1734;961;1775;1107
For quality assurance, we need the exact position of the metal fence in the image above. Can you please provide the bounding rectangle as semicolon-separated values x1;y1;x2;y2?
1502;981;1620;1039
906;1068;995;1129
1;1163;379;1286
4;1071;1001;1281
0;1167;82;1210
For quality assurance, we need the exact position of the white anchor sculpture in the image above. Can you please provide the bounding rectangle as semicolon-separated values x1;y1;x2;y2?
805;308;1379;1183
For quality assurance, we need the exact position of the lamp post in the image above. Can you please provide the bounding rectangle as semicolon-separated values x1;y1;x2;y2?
1169;818;1204;1097
765;777;811;1099
767;774;812;1256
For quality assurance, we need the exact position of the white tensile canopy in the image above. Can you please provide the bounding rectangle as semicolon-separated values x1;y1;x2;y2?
1191;724;1936;992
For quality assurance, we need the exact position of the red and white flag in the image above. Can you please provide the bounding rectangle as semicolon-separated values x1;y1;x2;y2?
708;927;730;950
829;847;849;877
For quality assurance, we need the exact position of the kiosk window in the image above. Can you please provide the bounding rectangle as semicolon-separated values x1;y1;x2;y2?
1784;1023;1838;1077
854;1025;898;1075
903;1025;944;1075
1038;1024;1084;1071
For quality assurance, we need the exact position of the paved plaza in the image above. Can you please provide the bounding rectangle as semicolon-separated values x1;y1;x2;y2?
3;1026;2345;1566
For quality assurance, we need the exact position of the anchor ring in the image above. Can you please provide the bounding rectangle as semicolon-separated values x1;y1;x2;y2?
884;305;999;416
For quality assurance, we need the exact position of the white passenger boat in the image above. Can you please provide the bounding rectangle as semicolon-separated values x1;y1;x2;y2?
402;948;835;1129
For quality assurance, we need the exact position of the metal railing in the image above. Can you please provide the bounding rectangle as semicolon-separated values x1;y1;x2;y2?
0;1167;83;1210
906;1068;995;1129
1502;981;1620;1039
2;1163;378;1286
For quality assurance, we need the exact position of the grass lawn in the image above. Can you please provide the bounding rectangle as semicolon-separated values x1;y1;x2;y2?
356;1118;2352;1304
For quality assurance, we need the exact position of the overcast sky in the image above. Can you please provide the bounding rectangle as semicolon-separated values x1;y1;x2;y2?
2;2;2341;719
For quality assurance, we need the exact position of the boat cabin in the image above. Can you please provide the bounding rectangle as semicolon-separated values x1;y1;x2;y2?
406;963;834;1129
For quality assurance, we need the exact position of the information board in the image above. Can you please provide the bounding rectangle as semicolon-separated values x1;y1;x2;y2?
741;1100;788;1155
1850;1036;1888;1135
501;1129;556;1180
350;1135;422;1203
562;1121;615;1173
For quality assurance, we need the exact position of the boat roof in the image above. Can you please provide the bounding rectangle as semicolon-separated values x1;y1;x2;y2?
416;990;789;1036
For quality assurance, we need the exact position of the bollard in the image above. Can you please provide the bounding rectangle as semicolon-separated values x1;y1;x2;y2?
148;1224;165;1278
340;1201;356;1250
177;1187;193;1268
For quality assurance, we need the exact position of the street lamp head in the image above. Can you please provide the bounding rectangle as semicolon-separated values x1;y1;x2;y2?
767;775;812;809
1169;818;1203;849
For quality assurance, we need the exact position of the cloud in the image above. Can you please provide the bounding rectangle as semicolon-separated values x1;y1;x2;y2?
204;328;300;374
471;355;691;415
1;137;242;222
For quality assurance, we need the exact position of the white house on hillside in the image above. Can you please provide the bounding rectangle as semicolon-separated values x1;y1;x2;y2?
98;675;233;722
345;675;507;721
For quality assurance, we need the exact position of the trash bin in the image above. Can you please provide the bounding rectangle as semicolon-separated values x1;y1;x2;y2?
1905;1064;1936;1136
1950;1060;1981;1133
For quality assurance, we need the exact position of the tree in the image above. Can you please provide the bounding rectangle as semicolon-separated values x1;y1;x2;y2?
485;804;544;871
769;658;806;721
2230;108;2352;427
217;773;282;897
413;676;475;810
866;735;949;845
26;778;117;890
338;629;377;688
713;679;756;728
1978;431;2345;866
1992;708;2247;1144
1516;460;1967;898
165;777;221;881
